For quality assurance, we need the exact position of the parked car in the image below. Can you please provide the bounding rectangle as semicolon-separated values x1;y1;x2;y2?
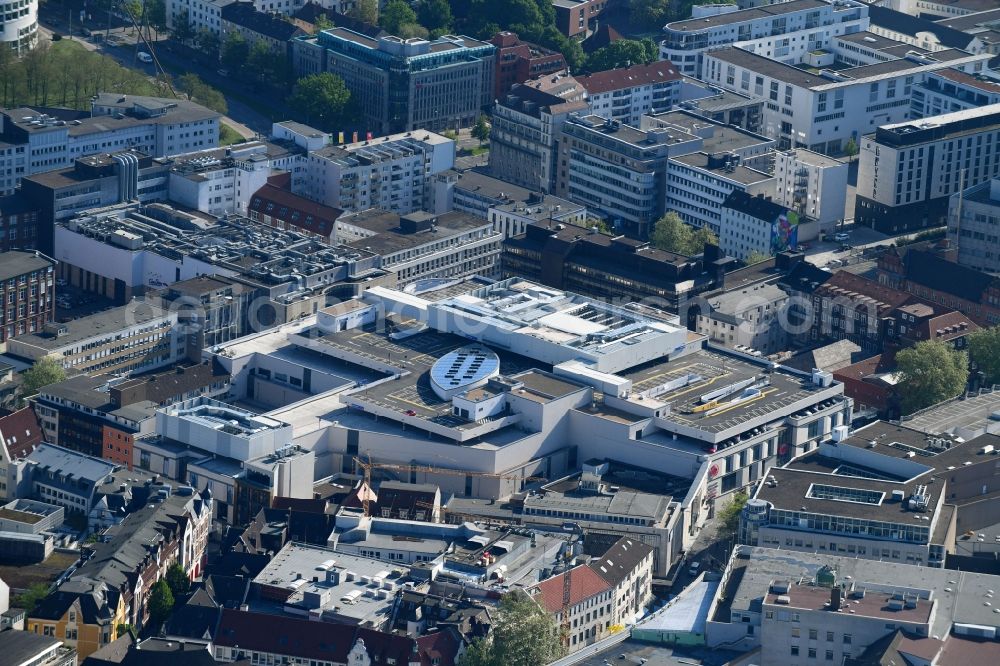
137;51;153;63
688;561;701;577
834;232;850;242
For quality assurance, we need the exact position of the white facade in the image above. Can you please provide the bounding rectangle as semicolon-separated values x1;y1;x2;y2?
167;145;273;216
167;0;348;35
696;283;790;354
0;99;220;195
666;153;775;234
661;0;871;77
580;71;682;127
773;149;848;228
0;0;37;55
700;46;993;154
300;132;455;214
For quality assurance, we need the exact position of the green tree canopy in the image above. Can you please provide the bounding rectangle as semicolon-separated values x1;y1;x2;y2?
21;357;66;396
221;31;249;75
630;0;670;27
471;114;490;144
288;72;352;132
745;250;771;266
176;73;228;114
718;491;748;540
14;583;51;613
195;28;220;57
312;13;334;32
650;212;719;256
379;0;418;34
968;327;1000;385
584;38;658;73
418;0;453;33
348;0;379;25
146;0;168;32
147;579;175;626
896;339;969;414
458;592;563;666
171;10;195;43
165;562;191;598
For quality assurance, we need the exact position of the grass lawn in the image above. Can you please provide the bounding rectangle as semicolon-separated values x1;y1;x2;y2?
220;123;245;146
461;145;489;156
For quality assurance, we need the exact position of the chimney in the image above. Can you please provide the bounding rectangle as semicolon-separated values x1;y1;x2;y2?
830;585;842;612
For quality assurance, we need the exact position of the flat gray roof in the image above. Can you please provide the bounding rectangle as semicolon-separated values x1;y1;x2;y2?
0;250;52;281
670;152;773;185
11;300;170;351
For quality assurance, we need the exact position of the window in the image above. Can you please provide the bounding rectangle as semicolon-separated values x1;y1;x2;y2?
826;650;834;661
809;629;818;640
844;634;852;645
791;646;800;656
827;631;834;641
808;648;817;658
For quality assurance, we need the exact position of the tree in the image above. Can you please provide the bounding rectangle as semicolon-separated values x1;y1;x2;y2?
379;0;418;35
147;0;168;37
896;339;969;414
221;31;249;76
165;562;191;598
968;327;1000;385
348;0;379;25
171;10;196;44
458;592;563;666
844;137;858;161
14;583;51;613
176;73;228;113
650;212;718;256
585;38;658;73
313;13;333;32
717;491;748;540
471;114;490;145
630;0;670;27
288;72;351;132
745;250;771;265
147;579;175;627
21;357;66;396
195;28;220;57
418;0;453;33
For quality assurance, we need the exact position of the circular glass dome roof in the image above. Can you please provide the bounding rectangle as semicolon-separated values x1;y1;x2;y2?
430;346;500;400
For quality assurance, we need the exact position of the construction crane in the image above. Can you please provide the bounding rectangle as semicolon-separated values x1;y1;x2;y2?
352;456;544;517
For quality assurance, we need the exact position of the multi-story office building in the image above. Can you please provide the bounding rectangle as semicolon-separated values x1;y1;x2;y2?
668;152;775;235
490;31;567;99
167;0;346;36
661;0;871;78
719;190;802;261
292;29;495;134
0;94;220;205
299;130;454;214
867;5;983;53
502;223;729;311
700;46;993;154
555;115;684;237
489;83;588;193
910;68;1000;118
7;300;178;376
948;177;1000;273
0;250;54;349
166;144;275;217
576;61;683;127
332;209;502;284
772;149;848;228
855;104;1000;233
675;77;766;134
0;0;37;55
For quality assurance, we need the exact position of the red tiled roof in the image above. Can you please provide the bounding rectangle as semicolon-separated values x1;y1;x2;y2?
577;62;681;95
0;406;44;459
816;271;915;314
531;565;611;614
249;184;344;238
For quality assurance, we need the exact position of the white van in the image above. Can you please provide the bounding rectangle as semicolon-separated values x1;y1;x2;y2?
137;52;153;63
